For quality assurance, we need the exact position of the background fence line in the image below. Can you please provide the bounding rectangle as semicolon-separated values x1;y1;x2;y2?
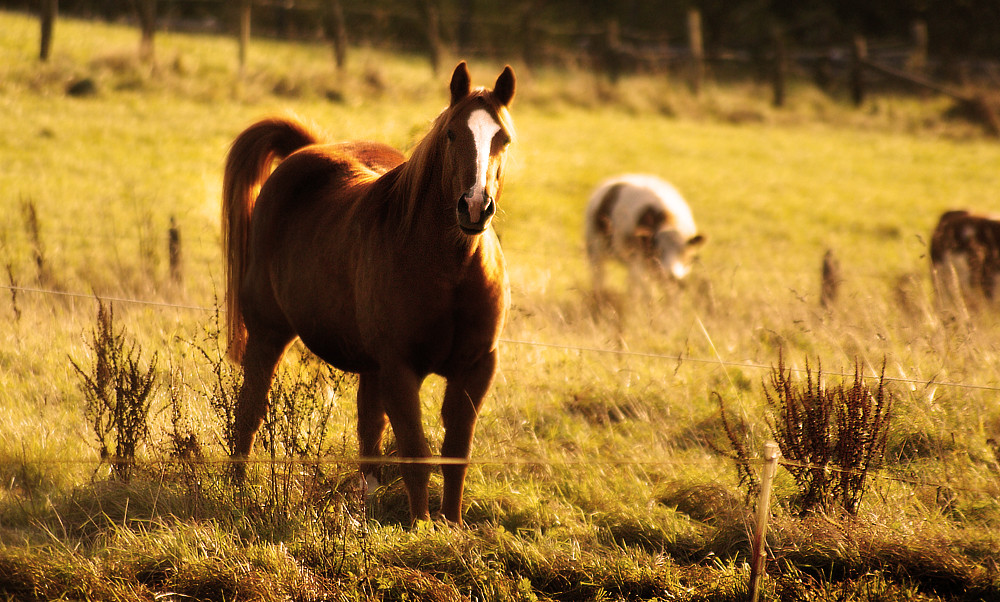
2;224;931;282
16;1;1000;133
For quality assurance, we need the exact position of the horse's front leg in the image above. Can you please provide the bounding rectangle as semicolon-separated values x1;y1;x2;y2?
440;350;498;524
357;372;388;494
376;366;432;522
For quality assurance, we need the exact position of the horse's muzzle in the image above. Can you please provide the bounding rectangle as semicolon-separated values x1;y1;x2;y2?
457;192;496;234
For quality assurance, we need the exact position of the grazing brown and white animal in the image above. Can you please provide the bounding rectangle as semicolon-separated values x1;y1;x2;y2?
584;174;705;294
222;62;516;524
930;209;1000;302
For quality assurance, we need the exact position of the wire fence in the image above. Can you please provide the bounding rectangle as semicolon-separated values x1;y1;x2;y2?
4;282;1000;395
3;281;999;508
9;447;997;500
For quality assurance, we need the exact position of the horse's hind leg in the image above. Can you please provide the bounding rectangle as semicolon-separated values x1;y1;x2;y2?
233;329;292;460
374;366;432;521
357;372;389;494
439;350;498;524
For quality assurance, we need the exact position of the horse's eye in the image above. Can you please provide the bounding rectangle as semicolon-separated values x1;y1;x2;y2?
447;129;456;142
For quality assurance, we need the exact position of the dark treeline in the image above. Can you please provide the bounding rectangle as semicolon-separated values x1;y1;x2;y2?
5;0;999;65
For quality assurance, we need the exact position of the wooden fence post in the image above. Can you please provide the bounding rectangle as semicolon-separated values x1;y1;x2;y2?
909;20;928;75
39;0;58;61
418;0;444;76
687;8;704;96
138;0;157;64
749;442;780;602
239;0;251;75
603;19;623;83
850;34;867;106
821;249;840;309
6;265;21;323
325;0;348;71
771;23;787;108
168;216;182;286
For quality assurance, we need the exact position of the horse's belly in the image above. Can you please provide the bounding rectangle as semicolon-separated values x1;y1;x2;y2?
298;331;378;374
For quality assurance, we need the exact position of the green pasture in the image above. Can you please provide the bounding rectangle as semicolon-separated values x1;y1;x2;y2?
2;10;1000;601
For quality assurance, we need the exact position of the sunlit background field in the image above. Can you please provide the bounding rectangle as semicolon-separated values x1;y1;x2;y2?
2;9;1000;601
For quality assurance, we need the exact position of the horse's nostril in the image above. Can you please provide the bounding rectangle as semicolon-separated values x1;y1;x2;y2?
458;192;495;226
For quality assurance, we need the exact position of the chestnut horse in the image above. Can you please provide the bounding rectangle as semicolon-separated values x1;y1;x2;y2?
222;62;515;524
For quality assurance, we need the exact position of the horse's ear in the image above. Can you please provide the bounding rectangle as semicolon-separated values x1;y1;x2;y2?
493;65;516;106
450;61;472;106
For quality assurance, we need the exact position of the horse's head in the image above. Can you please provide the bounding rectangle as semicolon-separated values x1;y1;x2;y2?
441;62;516;235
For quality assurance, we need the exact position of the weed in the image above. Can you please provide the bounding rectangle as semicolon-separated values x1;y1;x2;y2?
70;299;158;483
720;352;894;515
20;197;52;286
163;364;209;518
260;347;354;462
716;391;761;499
188;302;243;456
771;352;893;515
5;262;20;322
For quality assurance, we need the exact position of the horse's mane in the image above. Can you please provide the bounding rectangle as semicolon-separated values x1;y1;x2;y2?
387;89;515;233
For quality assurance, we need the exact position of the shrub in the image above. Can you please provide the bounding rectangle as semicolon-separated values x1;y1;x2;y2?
721;351;894;516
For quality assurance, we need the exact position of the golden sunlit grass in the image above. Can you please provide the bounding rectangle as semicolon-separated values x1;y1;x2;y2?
1;9;1000;601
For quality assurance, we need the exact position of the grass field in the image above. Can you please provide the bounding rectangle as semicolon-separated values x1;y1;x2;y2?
2;10;1000;601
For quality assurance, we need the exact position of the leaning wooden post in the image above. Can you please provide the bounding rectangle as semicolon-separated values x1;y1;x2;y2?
39;0;58;61
749;442;781;602
238;0;251;75
687;8;704;95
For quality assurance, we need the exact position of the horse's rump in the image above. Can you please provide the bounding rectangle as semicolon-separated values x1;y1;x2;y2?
223;117;407;364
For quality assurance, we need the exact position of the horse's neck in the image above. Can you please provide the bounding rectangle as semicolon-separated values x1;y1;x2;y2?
376;160;482;260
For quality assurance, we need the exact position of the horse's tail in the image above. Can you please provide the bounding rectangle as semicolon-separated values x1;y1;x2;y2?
222;116;319;363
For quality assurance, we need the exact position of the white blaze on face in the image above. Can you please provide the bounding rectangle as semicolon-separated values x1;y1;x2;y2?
465;108;501;222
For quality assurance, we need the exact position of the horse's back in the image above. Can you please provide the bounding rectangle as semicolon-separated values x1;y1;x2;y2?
241;142;407;370
329;141;406;175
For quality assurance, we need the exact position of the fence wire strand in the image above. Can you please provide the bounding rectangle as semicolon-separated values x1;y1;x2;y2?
5;283;1000;394
7;451;995;497
4;284;1000;499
